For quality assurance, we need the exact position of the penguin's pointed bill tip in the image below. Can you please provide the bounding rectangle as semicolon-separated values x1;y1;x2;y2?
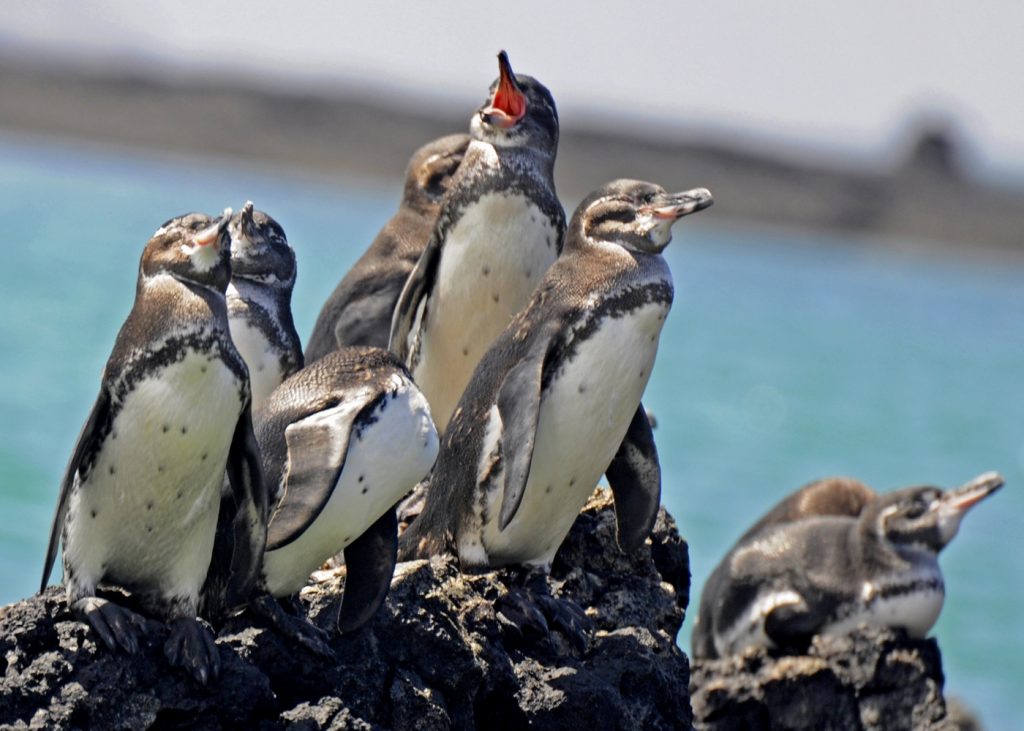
194;210;233;247
652;187;714;220
945;471;1004;512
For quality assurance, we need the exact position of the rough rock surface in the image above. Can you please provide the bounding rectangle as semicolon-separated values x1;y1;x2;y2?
0;489;691;730
690;627;963;731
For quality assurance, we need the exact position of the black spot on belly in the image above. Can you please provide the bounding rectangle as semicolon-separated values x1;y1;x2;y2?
91;510;97;519
176;490;183;499
146;525;153;533
181;426;188;435
111;431;118;440
108;465;116;475
358;475;365;483
569;477;576;487
492;293;500;303
545;485;552;494
163;425;170;433
200;365;207;374
201;453;208;461
462;347;469;356
146;502;153;511
639;369;646;379
525;269;532;279
578;384;586;394
482;265;490;276
361;487;368;495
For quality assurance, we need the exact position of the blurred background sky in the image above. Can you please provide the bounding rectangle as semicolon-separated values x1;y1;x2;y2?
2;0;1023;178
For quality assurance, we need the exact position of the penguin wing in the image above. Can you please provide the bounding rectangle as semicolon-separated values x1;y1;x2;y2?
41;386;111;592
762;594;827;654
202;403;268;616
388;235;441;362
496;322;562;531
265;389;377;551
605;404;662;553
336;507;398;633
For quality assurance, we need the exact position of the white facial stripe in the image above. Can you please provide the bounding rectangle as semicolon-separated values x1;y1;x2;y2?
180;242;220;273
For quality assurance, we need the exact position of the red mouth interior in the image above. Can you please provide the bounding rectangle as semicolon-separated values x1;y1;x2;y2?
492;73;526;119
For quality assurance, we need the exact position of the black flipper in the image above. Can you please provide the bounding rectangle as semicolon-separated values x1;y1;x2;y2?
605;404;662;553
265;391;377;552
763;598;824;655
41;387;111;592
388;234;441;362
336;507;399;634
496;323;560;531
202;403;268;619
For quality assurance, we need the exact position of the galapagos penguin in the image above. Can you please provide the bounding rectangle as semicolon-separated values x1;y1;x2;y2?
41;210;267;684
226;201;302;412
390;51;565;433
304;134;470;361
691;472;1003;659
399;179;713;642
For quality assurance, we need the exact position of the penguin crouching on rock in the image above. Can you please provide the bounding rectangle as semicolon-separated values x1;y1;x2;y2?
305;133;470;361
692;471;1004;660
246;348;439;655
399;179;713;649
226;201;302;412
41;210;267;684
390;51;565;434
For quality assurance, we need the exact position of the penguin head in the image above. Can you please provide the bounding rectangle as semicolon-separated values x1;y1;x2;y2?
471;51;558;155
404;133;471;214
227;202;297;294
574;179;713;254
871;472;1003;552
142;210;233;291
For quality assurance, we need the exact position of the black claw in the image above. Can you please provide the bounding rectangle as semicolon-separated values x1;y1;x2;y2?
250;593;338;660
74;597;145;654
496;574;592;653
164;618;220;685
496;587;550;642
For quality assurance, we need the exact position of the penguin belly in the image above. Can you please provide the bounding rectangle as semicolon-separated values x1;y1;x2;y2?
415;192;559;431
262;377;439;597
824;569;946;640
480;300;669;568
63;351;244;605
228;313;285;412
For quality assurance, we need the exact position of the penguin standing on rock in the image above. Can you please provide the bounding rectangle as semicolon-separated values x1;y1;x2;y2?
399;179;713;643
249;348;439;651
305;133;470;361
226;202;302;412
390;51;565;433
692;471;1004;659
41;211;266;684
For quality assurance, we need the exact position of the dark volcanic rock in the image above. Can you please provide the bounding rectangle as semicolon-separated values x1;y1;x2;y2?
0;489;692;730
690;626;961;731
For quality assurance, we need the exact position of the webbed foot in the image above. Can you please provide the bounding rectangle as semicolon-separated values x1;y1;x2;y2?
164;617;221;684
496;570;592;653
72;596;148;654
251;593;336;660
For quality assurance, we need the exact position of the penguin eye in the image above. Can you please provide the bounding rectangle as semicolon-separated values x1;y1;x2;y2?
904;501;927;519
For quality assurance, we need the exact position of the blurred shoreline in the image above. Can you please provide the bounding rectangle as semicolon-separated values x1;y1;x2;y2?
4;60;1023;255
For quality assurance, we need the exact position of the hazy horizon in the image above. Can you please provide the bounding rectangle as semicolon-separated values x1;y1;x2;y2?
2;1;1023;179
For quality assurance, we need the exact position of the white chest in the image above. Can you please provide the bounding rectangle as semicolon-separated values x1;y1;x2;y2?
478;299;670;568
228;312;284;412
824;570;946;639
415;192;559;431
63;351;244;602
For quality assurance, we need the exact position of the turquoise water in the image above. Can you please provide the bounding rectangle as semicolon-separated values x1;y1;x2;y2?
1;137;1021;729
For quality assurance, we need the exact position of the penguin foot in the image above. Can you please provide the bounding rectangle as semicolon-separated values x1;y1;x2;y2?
72;596;148;654
164;617;221;684
495;576;592;653
251;594;336;660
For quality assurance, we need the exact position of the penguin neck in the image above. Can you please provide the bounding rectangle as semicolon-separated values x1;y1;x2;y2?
854;516;925;576
227;277;289;318
466;138;555;181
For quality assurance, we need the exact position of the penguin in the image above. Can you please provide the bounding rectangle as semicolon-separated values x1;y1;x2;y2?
691;471;1004;660
249;347;438;648
304;133;471;362
390;51;565;433
399;179;713;639
226;201;302;412
40;210;267;684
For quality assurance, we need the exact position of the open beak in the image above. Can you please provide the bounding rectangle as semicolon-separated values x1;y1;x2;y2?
650;188;714;220
482;50;527;129
193;208;233;248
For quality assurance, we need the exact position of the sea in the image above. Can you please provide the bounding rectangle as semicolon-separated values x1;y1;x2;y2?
1;136;1021;729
